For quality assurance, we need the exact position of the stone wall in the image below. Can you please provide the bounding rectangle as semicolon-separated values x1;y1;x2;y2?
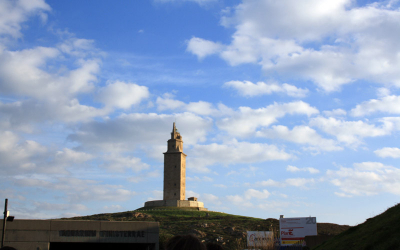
144;200;207;211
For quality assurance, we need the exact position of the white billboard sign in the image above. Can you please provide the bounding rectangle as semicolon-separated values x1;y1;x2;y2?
247;231;273;247
279;217;317;246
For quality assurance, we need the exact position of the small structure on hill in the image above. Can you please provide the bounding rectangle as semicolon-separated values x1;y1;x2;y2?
144;123;207;210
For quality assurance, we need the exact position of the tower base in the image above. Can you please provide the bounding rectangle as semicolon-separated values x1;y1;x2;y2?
144;200;208;211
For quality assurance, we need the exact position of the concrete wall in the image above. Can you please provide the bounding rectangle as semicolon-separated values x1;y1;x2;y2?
0;219;159;250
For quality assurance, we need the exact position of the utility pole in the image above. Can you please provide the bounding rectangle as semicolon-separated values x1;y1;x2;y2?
1;198;8;248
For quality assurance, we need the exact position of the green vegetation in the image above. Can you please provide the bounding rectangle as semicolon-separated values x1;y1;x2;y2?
313;203;400;250
64;207;349;250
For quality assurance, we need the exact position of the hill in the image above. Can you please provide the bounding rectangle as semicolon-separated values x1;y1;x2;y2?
65;207;349;249
313;203;400;250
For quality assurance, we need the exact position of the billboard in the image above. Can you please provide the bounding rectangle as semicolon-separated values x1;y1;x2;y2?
247;231;273;247
279;217;317;246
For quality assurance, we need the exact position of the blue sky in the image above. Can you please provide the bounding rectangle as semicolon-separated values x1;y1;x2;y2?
1;0;400;226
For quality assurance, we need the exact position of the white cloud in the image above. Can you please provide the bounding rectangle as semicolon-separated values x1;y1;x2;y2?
147;190;163;201
309;116;394;147
188;139;293;172
14;177;136;202
286;165;319;174
0;98;109;129
213;184;227;188
187;176;213;182
217;101;319;137
0;47;100;99
351;95;400;117
201;193;221;205
286;165;300;172
68;112;213;152
55;148;93;164
128;170;161;183
97;81;149;109
189;0;400;91
0;130;97;176
255;177;315;188
255;179;284;187
327;162;400;196
374;147;400;158
258;201;291;212
224;80;308;98
323;109;347;117
101;154;149;173
0;0;51;38
156;94;186;111
285;178;315;187
186;37;223;59
186;190;200;198
156;94;232;116
186;101;217;116
256;125;342;152
226;194;246;204
244;189;270;199
0;37;112;126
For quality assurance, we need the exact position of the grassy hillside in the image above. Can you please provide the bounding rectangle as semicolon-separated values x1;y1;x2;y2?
313;203;400;250
65;207;349;249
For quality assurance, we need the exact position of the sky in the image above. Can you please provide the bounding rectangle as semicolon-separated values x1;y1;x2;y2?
1;0;400;226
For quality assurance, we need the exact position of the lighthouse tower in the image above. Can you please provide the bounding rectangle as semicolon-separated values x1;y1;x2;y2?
163;122;187;200
144;122;207;210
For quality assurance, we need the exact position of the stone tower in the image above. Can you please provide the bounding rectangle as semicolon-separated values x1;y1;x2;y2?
163;122;186;200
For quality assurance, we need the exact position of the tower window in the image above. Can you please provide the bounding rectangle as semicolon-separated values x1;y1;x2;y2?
174;193;176;196
175;165;176;168
174;183;176;186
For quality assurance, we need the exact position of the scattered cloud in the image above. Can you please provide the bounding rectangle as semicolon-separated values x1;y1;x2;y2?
285;178;315;187
147;190;163;201
309;116;396;148
255;179;284;187
0;0;51;38
187;176;213;182
101;154;150;173
244;189;270;199
156;94;233;116
68;112;213;152
0;130;93;175
201;193;222;205
14;177;136;202
374;147;400;158
286;165;320;174
188;139;293;172
327;162;400;196
187;37;223;59
351;95;400;117
256;125;342;152
323;109;347;117
217;101;319;137
224;80;308;98
188;0;400;91
97;81;150;109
